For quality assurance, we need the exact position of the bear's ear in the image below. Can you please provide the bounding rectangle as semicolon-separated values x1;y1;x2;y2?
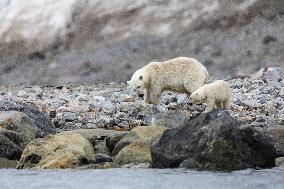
139;76;143;80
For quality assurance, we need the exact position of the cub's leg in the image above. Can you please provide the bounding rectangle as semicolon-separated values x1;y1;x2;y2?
223;99;231;109
215;101;223;109
204;100;215;112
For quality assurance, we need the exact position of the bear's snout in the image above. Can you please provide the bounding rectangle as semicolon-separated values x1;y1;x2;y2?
138;94;144;98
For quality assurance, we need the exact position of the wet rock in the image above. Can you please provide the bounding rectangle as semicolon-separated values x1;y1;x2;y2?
276;157;284;167
121;163;150;169
263;127;284;157
17;134;94;169
94;154;113;164
114;140;153;165
0;111;37;160
0;101;56;137
151;109;276;171
112;126;167;156
77;162;118;169
0;158;18;168
113;127;167;165
106;133;128;154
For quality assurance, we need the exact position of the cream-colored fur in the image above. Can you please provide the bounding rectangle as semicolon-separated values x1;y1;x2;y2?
190;80;231;112
128;57;209;105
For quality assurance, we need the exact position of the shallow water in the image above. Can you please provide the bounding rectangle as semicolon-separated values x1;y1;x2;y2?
1;168;284;189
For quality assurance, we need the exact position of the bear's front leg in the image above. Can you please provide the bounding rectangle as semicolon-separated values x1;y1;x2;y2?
149;88;161;105
144;88;150;104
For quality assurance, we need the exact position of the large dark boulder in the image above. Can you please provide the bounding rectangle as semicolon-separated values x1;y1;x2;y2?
0;101;56;137
0;111;38;160
151;109;276;171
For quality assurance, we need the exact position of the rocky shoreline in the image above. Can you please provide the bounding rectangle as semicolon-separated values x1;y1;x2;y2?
0;67;284;170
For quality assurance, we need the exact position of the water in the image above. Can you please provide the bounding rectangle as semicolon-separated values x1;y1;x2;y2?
1;168;284;189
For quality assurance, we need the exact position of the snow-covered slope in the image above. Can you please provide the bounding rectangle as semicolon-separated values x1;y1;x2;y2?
0;0;87;54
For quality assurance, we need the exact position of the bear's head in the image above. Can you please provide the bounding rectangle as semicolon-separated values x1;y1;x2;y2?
190;90;205;105
127;67;149;97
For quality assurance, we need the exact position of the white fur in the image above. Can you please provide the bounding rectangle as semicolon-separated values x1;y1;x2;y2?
128;57;209;105
190;80;231;112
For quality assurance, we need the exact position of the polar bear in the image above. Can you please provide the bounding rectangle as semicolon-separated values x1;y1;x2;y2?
190;80;231;112
127;57;209;105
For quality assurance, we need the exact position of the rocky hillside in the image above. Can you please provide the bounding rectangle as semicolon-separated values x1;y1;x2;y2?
0;0;283;85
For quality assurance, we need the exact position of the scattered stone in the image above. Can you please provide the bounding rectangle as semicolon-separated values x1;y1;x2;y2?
63;112;77;122
17;134;94;169
151;109;276;171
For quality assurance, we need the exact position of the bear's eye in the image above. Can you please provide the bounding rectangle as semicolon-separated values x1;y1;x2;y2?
137;86;140;89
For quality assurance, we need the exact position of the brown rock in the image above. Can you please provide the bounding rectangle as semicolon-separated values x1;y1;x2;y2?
17;134;94;169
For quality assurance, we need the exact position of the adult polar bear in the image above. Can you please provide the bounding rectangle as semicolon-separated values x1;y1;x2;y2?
128;57;209;105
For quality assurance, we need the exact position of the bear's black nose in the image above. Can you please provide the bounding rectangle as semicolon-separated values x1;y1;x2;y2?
138;94;144;98
189;102;193;106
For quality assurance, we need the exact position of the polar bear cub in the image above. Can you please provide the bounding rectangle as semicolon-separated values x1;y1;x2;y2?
127;57;209;105
190;80;231;112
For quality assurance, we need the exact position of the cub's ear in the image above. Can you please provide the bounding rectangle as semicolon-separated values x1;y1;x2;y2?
127;81;130;85
139;76;143;80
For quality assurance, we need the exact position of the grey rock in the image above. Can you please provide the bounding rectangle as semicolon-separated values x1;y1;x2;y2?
112;126;167;156
94;154;113;164
240;100;262;109
263;127;284;157
0;111;37;160
63;112;77;122
276;157;284;167
151;109;276;171
120;163;150;169
151;111;190;129
0;101;56;137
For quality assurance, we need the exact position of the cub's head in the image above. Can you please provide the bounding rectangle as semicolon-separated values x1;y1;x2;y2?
127;68;149;97
190;90;205;105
